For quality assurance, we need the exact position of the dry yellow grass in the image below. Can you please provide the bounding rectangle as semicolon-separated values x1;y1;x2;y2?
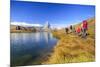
43;18;95;64
44;34;95;64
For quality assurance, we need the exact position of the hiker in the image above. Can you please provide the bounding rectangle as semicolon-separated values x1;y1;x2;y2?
76;26;81;36
69;25;72;33
80;23;83;35
72;26;76;33
81;20;88;38
65;27;69;34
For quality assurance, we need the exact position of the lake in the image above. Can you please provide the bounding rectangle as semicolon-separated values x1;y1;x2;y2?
10;32;58;66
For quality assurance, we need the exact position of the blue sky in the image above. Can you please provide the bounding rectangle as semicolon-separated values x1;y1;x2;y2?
10;1;95;28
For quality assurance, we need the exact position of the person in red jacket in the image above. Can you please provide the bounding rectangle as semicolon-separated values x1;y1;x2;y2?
76;26;81;36
82;20;88;38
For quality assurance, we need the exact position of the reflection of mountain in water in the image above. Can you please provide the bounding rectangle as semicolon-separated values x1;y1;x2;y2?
11;32;58;66
44;32;51;43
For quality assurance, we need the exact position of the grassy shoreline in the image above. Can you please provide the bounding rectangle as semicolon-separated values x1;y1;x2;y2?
43;31;95;64
11;18;95;65
43;18;95;64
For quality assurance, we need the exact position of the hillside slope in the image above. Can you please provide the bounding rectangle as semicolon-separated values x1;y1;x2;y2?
43;18;95;64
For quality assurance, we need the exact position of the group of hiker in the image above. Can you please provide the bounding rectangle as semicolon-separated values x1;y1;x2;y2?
65;20;88;38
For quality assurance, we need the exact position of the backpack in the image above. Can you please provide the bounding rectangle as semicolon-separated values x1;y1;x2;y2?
83;20;88;29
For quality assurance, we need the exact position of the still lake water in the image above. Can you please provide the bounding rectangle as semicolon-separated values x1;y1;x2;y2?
11;32;58;66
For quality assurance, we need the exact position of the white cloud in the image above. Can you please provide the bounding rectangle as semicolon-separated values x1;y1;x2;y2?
11;22;43;27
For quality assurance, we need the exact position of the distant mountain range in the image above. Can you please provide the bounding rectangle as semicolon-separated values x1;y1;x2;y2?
10;22;52;33
10;21;52;33
10;17;95;33
10;24;44;33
